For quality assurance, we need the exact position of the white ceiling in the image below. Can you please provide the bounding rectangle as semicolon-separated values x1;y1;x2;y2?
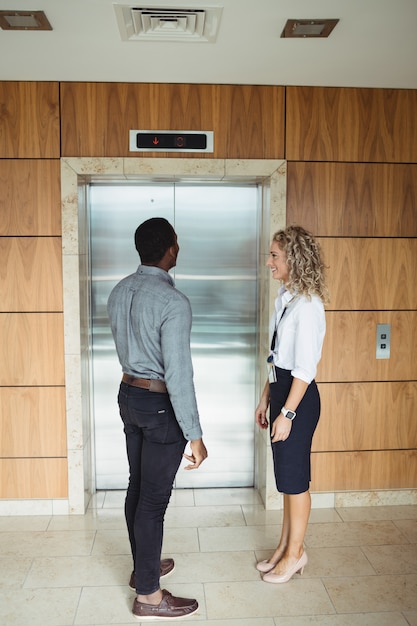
0;0;416;89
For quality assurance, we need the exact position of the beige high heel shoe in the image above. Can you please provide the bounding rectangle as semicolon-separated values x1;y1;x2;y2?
262;551;308;583
256;559;276;573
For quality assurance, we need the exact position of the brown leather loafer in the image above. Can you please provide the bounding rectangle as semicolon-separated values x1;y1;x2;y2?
129;558;175;590
132;589;198;620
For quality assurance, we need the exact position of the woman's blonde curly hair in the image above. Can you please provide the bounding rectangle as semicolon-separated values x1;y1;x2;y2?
272;225;330;304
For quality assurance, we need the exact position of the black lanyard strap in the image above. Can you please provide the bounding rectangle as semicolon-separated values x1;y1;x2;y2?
270;306;287;352
270;295;298;352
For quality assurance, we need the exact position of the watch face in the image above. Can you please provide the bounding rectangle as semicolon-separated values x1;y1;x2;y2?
286;410;296;420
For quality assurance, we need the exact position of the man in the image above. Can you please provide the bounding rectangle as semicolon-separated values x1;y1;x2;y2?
107;217;208;620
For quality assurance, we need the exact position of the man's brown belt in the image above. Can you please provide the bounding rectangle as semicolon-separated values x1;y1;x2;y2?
122;373;167;393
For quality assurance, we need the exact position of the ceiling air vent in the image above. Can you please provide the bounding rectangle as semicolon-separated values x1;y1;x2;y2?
114;5;223;42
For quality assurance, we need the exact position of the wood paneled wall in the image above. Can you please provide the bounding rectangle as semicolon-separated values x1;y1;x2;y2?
314;382;417;451
286;87;417;162
286;163;417;238
1;80;416;500
312;450;417;491
321;238;417;310
0;82;60;158
0;238;63;311
286;87;417;492
0;83;65;499
60;83;285;159
0;160;61;235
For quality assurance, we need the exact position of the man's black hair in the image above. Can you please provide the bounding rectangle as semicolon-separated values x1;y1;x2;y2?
134;217;176;264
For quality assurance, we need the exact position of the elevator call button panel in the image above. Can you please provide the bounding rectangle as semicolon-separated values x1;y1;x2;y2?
376;323;391;359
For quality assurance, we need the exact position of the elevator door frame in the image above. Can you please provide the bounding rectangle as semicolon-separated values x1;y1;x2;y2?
60;158;286;513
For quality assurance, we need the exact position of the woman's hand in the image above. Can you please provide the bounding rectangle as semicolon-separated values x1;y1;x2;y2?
270;376;307;442
271;413;292;442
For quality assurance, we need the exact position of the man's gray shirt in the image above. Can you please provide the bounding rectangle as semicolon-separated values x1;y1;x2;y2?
107;264;203;441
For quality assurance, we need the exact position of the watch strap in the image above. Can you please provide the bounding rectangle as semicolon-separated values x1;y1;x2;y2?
281;406;296;420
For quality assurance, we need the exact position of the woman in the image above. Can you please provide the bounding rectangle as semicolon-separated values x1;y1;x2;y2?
255;225;329;584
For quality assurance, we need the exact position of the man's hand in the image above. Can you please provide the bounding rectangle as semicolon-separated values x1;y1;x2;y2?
183;438;208;470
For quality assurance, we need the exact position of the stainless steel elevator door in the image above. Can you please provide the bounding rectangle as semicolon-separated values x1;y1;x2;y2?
90;183;259;489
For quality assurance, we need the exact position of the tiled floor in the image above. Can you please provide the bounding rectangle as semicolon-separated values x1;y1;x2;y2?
0;488;416;625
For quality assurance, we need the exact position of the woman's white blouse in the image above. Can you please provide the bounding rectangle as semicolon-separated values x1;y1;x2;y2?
269;287;326;384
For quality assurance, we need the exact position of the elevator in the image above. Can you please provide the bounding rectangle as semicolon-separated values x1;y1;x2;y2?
90;182;260;489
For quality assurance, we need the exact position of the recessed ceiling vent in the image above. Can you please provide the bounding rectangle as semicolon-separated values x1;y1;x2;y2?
114;5;223;42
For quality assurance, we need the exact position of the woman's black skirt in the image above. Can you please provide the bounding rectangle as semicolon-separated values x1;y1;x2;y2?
269;367;320;495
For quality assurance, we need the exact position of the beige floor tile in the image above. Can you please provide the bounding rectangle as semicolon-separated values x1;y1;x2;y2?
0;587;81;626
362;544;417;574
309;509;344;524
394;519;417;543
74;584;136;624
102;491;126;508
324;574;417;613
75;612;276;625
90;530;129;556
162;527;201;553
242;507;341;526
305;520;408;548
194;488;262;507
47;509;126;531
163;551;259;583
170;488;196;507
165;505;246;528
24;554;132;588
199;525;280;553
336;505;417;522
0;557;33;588
403;611;417;625
204;579;334;619
0;516;51;532
0;530;95;558
306;547;376;577
88;492;106;508
275;614;409;625
241;505;283;526
191;617;275;626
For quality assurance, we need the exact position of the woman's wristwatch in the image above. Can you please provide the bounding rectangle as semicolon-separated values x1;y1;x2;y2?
281;407;296;420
